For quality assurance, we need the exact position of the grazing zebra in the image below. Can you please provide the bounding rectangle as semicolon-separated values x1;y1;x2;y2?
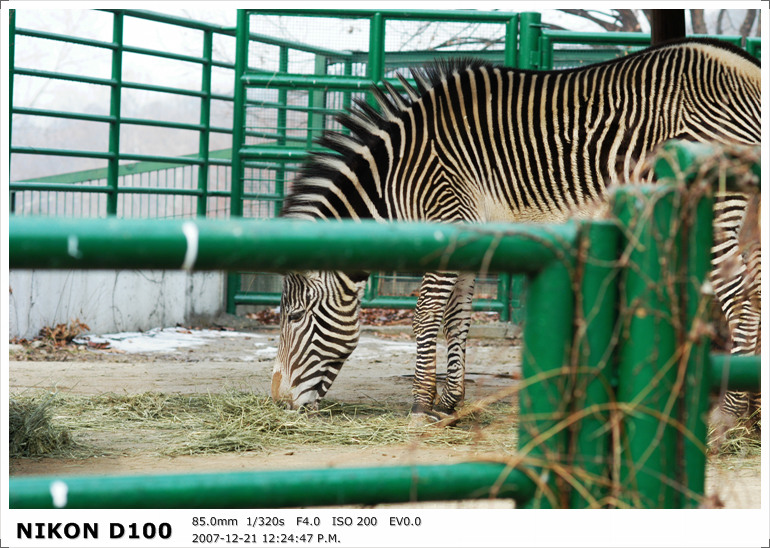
270;38;761;420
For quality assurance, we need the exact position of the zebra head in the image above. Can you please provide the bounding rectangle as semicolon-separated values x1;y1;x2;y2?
271;270;368;409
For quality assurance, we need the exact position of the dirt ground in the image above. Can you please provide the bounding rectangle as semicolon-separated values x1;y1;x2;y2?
8;322;760;509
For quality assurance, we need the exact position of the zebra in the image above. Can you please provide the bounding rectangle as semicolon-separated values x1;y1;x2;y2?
270;38;761;420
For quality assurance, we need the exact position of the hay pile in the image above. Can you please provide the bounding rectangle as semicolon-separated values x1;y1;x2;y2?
10;391;516;458
9;394;76;457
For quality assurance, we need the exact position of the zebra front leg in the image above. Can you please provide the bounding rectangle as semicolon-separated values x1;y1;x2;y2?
411;271;458;418
434;273;476;417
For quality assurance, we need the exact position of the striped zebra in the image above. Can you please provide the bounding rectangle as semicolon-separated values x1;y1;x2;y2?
270;38;761;420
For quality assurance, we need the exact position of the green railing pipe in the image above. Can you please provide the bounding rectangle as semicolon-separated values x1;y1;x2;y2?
503;15;519;67
368;12;385;84
680;180;714;508
517;255;575;508
570;220;620;508
517;12;542;69
9;217;577;274
230;8;249;219
251;8;523;23
654;141;761;188
242;72;379;91
10;462;537;509
9;9;16;167
710;354;762;391
197;30;213;218
613;185;680;508
106;11;124;215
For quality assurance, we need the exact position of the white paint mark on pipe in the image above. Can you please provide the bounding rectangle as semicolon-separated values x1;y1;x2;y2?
67;236;82;259
181;222;199;271
50;480;68;508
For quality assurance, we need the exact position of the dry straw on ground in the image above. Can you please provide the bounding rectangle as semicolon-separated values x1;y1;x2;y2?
9;391;517;459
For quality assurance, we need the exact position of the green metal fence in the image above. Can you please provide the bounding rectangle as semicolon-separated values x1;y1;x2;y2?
228;9;528;320
8;141;761;508
9;9;236;219
9;9;761;325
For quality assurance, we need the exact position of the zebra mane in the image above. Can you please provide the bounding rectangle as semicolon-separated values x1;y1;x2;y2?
280;57;494;219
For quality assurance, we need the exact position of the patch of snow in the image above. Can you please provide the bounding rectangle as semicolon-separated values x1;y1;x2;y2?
74;327;261;354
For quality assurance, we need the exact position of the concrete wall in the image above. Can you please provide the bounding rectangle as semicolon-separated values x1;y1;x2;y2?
9;270;225;339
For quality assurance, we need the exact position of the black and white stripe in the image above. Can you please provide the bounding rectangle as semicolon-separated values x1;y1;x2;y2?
271;38;760;417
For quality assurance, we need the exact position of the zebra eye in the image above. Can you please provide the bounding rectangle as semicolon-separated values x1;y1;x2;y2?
288;309;305;323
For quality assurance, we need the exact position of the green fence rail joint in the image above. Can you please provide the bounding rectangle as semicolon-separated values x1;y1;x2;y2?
9;462;538;509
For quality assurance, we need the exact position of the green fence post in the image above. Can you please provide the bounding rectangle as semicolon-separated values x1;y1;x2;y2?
569;220;619;508
9;9;16;210
198;29;213;218
107;11;124;216
540;35;554;70
227;9;250;314
654;145;716;508
497;273;511;322
509;274;526;323
517;251;574;508
231;9;248;219
308;53;328;149
613;185;680;508
518;12;542;69
503;15;519;67
680;183;713;508
368;12;385;84
274;46;290;217
366;11;385;110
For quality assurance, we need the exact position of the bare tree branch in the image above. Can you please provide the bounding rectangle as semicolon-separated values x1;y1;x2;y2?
690;10;707;34
738;10;757;38
616;9;643;32
558;9;624;32
716;10;727;35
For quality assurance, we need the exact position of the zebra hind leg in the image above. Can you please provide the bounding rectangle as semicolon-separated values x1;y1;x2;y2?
434;273;476;418
411;272;458;420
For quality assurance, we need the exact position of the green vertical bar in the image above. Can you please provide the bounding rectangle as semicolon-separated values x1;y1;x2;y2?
367;12;385;109
517;12;542;69
197;30;213;218
227;9;250;314
497;273;511;322
230;9;248;219
363;272;379;303
503;15;519;67
341;59;353;130
518;256;574;508
570;220;619;508
274;46;289;217
540;35;554;70
680;184;714;508
613;185;679;508
9;9;16;210
509;274;526;323
368;12;385;83
309;54;327;149
107;11;124;216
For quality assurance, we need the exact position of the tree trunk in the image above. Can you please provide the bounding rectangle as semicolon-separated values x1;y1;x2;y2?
650;10;686;45
690;10;707;34
738;10;757;38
